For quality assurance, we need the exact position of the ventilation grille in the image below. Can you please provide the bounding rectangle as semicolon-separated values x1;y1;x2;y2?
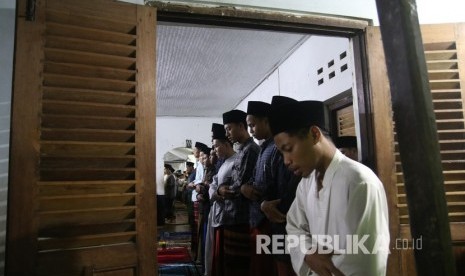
37;8;138;252
316;51;348;86
396;41;465;224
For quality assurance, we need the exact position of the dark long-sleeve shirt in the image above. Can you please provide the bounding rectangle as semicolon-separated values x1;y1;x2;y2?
249;138;280;228
220;137;260;225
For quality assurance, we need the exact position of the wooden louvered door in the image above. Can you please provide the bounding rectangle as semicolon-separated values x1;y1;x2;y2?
368;24;465;275
336;105;356;137
7;0;157;275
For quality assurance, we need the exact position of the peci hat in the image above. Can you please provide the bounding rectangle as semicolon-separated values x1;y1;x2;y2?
211;123;225;137
200;146;211;155
212;123;227;140
222;109;247;125
269;96;300;135
335;136;357;149
195;142;208;150
246;101;271;117
164;163;175;173
271;95;298;107
269;98;326;135
195;141;210;155
299;100;326;131
186;161;194;167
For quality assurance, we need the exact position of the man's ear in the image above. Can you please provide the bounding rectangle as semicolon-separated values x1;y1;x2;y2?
309;126;321;143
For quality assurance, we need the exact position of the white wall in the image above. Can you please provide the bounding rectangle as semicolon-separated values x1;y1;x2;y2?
236;35;352;108
155;117;222;194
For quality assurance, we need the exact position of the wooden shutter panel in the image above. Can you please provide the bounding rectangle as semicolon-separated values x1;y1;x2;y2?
368;24;465;275
395;24;465;228
7;0;157;275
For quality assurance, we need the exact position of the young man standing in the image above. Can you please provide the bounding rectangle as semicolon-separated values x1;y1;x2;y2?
242;100;278;276
269;99;390;276
218;109;260;276
208;124;237;276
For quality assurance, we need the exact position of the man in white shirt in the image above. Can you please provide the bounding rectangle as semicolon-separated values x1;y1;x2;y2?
269;98;390;276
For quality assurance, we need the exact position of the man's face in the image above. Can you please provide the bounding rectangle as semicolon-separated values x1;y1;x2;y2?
224;122;242;143
201;152;211;167
186;165;193;173
193;147;200;158
209;149;218;164
274;130;317;178
212;139;227;159
246;115;267;140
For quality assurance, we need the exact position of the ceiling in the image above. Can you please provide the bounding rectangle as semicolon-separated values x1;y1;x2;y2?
156;22;310;117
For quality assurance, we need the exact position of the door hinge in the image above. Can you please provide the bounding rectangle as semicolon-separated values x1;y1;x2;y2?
26;0;36;21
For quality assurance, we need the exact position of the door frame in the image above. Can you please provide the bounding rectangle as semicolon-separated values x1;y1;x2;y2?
148;1;396;274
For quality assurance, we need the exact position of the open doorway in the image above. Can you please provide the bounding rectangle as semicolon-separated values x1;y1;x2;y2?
154;18;367;274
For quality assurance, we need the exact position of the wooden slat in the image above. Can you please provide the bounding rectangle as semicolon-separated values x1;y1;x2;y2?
44;74;136;92
38;180;137;196
430;79;461;90
39;206;136;228
40;168;136;181
42;100;136;118
428;70;459;80
39;193;136;211
41;141;135;156
44;48;136;70
423;41;456;51
427;60;458;70
46;0;137;24
46;22;136;45
46;35;136;57
43;87;135;105
40;156;136;169
41;128;135;143
425;50;457;60
39;220;136;237
400;223;465;241
42;114;136;130
44;62;136;81
36;243;138;276
38;232;137;251
46;9;136;34
433;99;463;110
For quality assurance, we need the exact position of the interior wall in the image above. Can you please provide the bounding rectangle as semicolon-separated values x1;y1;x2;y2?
236;35;352;109
0;7;15;276
156;117;221;194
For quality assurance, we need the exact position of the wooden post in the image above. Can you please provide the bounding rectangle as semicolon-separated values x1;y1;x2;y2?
374;0;456;275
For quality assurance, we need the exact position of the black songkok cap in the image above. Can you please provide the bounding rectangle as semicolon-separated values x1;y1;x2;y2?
335;136;357;148
300;100;326;130
200;146;211;155
186;161;194;167
271;95;298;107
164;163;174;173
195;142;208;151
195;142;210;152
212;123;223;132
269;98;326;136
269;96;299;135
247;101;271;117
222;109;247;125
212;123;227;140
